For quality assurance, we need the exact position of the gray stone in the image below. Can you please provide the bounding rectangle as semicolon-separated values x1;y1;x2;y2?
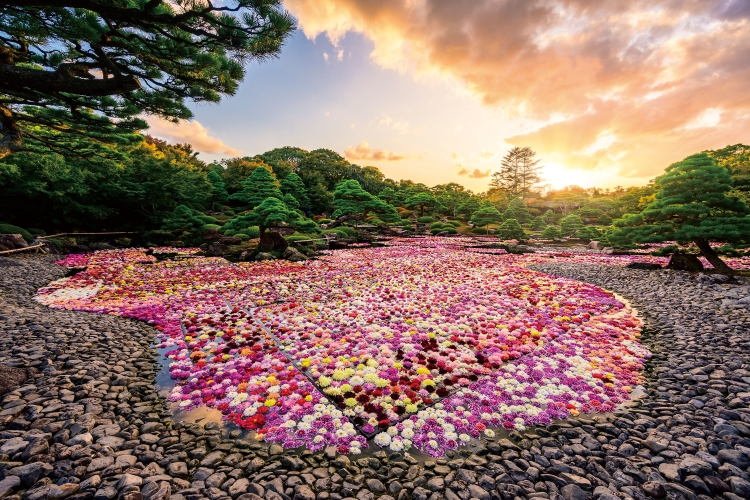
117;474;143;490
0;476;21;498
8;461;54;486
560;484;588;500
47;483;80;500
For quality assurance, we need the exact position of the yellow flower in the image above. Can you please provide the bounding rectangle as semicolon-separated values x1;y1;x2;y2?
416;367;430;375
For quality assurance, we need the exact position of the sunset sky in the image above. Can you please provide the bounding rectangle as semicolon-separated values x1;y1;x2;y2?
149;0;750;192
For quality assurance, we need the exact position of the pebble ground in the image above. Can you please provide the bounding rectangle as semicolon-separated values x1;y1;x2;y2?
0;255;749;500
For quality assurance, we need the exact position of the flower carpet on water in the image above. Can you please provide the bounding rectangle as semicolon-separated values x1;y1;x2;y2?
35;241;656;456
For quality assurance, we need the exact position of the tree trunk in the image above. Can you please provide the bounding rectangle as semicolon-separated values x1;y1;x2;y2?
693;238;733;274
420;206;425;217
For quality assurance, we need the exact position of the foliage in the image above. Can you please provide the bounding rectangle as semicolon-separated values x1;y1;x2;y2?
0;1;295;158
540;225;562;240
207;171;228;210
490;147;543;197
229;166;282;208
283;193;301;212
575;226;602;241
651;244;678;256
161;205;205;236
703;144;750;202
496;219;527;240
378;187;397;204
331;180;399;222
610;153;750;272
531;216;547;230
280;173;310;211
560;214;585;236
470;205;503;233
508;198;532;224
219;158;274;193
430;223;457;235
418;216;436;224
27;227;46;236
0;222;33;241
406;192;438;217
458;197;481;218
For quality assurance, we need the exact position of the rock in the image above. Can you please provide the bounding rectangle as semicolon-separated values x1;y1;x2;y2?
643;437;670;454
0;234;27;250
293;485;316;500
22;433;50;458
0;476;21;498
282;248;308;262
658;463;682;482
560;484;588;500
426;477;444;492
365;479;385;494
228;478;249;497
207;242;229;256
143;482;170;500
218;236;242;246
8;461;54;486
467;484;490;500
93;486;117;500
666;253;703;271
254;252;275;261
117;474;143;490
679;455;713;477
641;481;666;498
587;241;601;251
202;229;221;241
200;451;225;467
718;449;750;469
167;462;188;478
0;364;29;395
87;456;115;473
47;483;80;500
412;487;430;500
727;477;750;498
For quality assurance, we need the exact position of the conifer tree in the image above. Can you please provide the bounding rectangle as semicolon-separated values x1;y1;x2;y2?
229;166;282;208
405;192;438;217
541;225;562;240
161;205;205;235
470;205;503;234
207;171;228;211
508;198;532;223
458;197;481;218
560;214;585;236
610;153;750;273
496;218;527;240
280;173;310;211
331;180;399;222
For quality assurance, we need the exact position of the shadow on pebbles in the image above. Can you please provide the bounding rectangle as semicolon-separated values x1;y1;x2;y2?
0;254;748;500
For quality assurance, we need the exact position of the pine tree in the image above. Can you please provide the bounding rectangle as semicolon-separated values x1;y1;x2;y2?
222;197;314;250
531;216;547;230
490;147;543;196
543;209;557;224
470;205;503;235
229;166;282;208
496;219;527;240
458;197;481;218
405;192;438;217
162;205;205;234
508;198;532;223
502;208;516;221
283;193;301;212
560;214;585;236
207;171;228;211
610;153;750;273
541;225;562;240
378;187;397;204
280;173;311;211
331;180;399;223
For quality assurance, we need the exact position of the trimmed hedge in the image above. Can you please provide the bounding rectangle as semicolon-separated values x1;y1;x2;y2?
0;223;33;242
417;216;435;224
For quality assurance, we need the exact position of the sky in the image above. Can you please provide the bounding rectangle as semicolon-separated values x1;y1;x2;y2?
149;0;750;192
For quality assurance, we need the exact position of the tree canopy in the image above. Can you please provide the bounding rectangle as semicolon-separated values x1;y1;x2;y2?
470;205;503;234
610;153;750;273
490;147;543;197
331;180;400;223
229;166;282;208
0;1;295;158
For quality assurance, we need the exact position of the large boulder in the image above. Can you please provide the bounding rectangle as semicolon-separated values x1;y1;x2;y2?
282;248;308;262
206;242;229;256
258;231;288;252
0;233;28;251
202;228;220;241
218;236;242;245
667;253;704;271
254;252;275;261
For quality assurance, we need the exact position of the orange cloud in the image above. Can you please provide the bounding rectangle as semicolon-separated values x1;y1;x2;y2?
146;117;240;156
344;141;410;161
286;0;750;179
457;165;491;179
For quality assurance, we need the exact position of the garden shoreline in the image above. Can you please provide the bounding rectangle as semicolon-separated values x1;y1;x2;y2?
0;255;749;500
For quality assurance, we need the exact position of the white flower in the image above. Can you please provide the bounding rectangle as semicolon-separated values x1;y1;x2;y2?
374;433;391;447
387;427;398;437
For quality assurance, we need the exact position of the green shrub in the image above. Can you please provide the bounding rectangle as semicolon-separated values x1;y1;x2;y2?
470;227;490;234
203;224;221;230
222;228;236;236
235;233;250;241
317;218;333;225
397;209;415;218
243;226;260;239
431;226;457;235
323;229;349;239
27;228;47;236
447;221;461;227
0;223;33;242
430;222;445;230
336;226;357;238
417;216;435;224
651;244;678;256
286;234;317;243
198;215;218;224
223;210;236;216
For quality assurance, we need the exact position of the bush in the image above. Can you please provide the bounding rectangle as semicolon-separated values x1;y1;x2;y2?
337;226;357;238
223;210;236;216
286;234;317;243
221;228;235;236
317;218;333;225
27;228;46;236
323;229;349;239
198;215;218;224
0;223;33;242
234;233;250;241
397;209;415;218
430;222;445;230
203;224;221;230
447;221;461;227
243;226;260;239
431;226;457;235
471;227;490;234
651;244;678;256
417;216;435;224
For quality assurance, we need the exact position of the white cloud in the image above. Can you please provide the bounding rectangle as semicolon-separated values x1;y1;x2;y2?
145;117;240;156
